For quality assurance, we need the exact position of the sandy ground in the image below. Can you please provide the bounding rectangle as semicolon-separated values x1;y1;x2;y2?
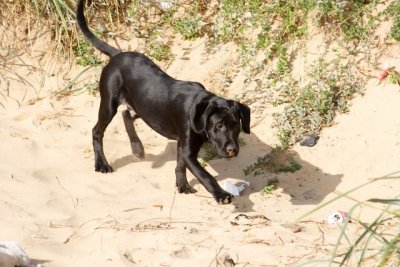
1;18;400;267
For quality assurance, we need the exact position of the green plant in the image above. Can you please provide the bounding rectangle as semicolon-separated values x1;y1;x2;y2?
244;147;301;176
273;58;364;148
142;28;174;62
215;0;247;43
199;142;218;163
316;0;378;41
261;178;279;195
256;25;270;49
276;47;291;77
53;67;94;99
386;0;400;41
146;41;173;62
126;0;138;18
198;137;245;164
79;81;98;96
388;70;400;85
391;16;400;41
73;39;103;66
172;7;204;40
2;0;134;60
296;173;400;266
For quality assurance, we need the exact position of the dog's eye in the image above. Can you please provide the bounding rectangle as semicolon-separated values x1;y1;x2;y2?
216;123;224;130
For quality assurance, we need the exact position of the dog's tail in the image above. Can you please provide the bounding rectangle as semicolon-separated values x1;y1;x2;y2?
76;0;120;57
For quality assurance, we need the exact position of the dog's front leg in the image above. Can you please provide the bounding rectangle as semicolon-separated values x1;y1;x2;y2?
182;144;233;204
175;141;197;194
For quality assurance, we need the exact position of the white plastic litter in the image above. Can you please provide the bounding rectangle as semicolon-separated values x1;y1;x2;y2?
159;1;173;10
221;180;250;196
327;210;349;224
0;242;32;267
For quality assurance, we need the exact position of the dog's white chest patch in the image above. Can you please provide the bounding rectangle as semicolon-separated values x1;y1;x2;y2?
124;101;137;118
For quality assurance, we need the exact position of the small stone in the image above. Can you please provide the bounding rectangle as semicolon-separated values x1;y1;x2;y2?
300;135;319;147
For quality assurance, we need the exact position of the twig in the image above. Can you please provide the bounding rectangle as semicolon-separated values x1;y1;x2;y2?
169;190;177;223
208;245;224;267
56;176;77;209
63;218;100;244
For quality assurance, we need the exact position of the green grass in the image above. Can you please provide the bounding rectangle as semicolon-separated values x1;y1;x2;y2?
388;70;400;85
198;137;246;165
171;2;205;40
2;0;133;60
273;58;364;148
198;142;218;164
261;178;279;195
2;0;397;147
316;0;379;41
73;39;103;66
244;147;301;176
213;0;313;58
173;15;203;40
296;173;400;266
386;0;400;41
146;42;173;62
205;1;380;151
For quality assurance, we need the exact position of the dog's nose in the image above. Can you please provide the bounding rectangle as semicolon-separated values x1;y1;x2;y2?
226;145;238;157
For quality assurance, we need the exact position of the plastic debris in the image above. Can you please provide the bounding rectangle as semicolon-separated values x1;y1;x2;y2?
159;1;173;10
378;63;392;84
221;180;250;196
327;210;350;224
0;241;32;267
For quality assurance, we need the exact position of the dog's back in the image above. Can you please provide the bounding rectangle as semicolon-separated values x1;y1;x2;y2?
101;51;212;139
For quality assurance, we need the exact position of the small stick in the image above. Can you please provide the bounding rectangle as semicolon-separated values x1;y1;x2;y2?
169;190;177;223
208;245;224;267
56;176;77;209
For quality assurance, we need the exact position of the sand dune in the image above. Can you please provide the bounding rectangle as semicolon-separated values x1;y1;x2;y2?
1;16;400;267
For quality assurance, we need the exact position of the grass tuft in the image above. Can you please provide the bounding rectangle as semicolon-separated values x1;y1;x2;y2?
386;0;400;41
244;147;301;176
261;177;279;196
273;58;364;148
296;173;400;266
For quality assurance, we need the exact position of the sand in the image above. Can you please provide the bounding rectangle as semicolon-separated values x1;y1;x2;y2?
1;13;400;267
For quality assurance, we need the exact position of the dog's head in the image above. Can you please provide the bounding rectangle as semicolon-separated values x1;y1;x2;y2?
190;98;251;158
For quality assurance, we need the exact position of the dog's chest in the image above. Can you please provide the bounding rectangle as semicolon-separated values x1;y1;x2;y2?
144;118;179;140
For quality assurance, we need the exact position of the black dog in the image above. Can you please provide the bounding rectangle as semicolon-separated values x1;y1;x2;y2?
77;0;250;204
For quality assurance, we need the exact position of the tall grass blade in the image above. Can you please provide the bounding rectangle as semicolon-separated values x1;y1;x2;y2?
294;173;400;223
296;172;400;266
368;198;400;205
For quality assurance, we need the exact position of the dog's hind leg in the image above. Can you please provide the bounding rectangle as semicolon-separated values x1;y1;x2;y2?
93;97;119;173
175;141;197;194
122;108;145;159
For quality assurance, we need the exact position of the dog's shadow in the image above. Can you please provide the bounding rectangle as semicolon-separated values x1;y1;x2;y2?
201;132;342;212
112;132;342;212
112;141;177;170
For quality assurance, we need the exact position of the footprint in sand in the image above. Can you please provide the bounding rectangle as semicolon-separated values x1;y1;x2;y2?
13;111;32;121
32;169;54;184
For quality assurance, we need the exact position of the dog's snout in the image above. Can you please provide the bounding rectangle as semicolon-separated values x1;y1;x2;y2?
226;145;238;157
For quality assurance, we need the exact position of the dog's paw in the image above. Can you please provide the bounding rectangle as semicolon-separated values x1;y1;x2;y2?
214;191;234;204
95;162;113;173
177;182;197;194
131;141;145;159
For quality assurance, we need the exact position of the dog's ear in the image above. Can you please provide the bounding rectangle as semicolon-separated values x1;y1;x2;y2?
237;102;251;134
190;101;217;134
